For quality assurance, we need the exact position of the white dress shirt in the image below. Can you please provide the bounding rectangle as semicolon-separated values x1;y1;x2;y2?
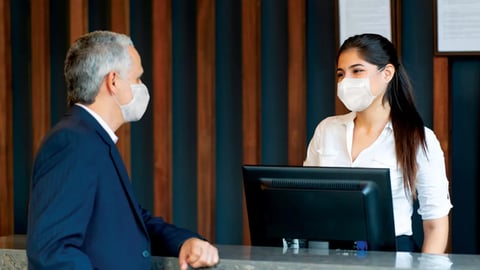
304;112;452;236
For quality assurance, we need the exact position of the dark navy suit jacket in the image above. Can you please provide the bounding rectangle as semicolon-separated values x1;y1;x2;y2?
27;106;200;269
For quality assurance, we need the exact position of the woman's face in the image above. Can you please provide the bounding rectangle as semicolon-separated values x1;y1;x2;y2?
336;49;389;97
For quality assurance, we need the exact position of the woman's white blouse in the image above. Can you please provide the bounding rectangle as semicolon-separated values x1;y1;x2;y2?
304;112;453;236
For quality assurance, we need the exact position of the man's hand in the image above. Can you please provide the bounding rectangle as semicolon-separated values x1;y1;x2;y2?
178;238;219;270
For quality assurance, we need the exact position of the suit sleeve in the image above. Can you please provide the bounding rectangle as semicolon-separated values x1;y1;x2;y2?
140;207;203;257
27;131;97;270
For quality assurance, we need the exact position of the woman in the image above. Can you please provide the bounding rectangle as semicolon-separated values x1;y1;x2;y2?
304;33;452;253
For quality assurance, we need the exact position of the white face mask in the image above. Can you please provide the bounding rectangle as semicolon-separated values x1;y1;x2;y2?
118;83;150;122
337;77;376;112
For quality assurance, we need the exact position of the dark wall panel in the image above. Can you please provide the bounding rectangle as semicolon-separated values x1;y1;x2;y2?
171;0;198;231
88;0;110;30
451;59;480;254
215;0;243;244
305;0;336;141
11;0;32;234
261;0;288;165
401;0;433;127
49;0;68;125
130;0;154;212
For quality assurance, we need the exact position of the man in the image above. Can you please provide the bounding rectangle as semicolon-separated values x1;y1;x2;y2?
27;30;219;270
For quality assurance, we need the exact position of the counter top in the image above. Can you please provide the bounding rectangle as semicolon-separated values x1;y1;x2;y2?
198;245;463;269
2;235;480;269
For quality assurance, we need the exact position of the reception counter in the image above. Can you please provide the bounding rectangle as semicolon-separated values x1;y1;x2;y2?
2;235;480;269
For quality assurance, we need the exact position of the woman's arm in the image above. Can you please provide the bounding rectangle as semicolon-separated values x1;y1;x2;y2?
422;216;449;254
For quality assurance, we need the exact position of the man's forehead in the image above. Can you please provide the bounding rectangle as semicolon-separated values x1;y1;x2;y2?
128;46;141;62
127;46;143;75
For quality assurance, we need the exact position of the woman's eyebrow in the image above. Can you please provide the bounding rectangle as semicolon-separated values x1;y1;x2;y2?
348;63;364;69
336;63;364;73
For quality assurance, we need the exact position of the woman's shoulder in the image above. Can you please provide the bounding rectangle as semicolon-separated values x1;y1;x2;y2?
423;126;440;141
421;126;444;154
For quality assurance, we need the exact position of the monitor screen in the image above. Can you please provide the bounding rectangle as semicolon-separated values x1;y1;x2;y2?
242;165;396;251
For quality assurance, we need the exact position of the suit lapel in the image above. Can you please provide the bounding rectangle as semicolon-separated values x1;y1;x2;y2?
69;106;150;237
108;145;149;236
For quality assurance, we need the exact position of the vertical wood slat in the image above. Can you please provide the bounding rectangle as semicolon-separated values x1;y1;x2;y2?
152;0;173;221
393;0;402;57
433;57;450;176
0;0;13;237
110;0;132;175
433;56;451;252
69;0;88;44
241;0;261;245
287;0;306;165
197;0;216;242
31;0;51;155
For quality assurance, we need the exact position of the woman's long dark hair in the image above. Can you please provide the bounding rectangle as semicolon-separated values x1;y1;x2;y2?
338;33;426;200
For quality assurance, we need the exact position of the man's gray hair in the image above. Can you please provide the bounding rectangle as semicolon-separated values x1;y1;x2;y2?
64;30;133;106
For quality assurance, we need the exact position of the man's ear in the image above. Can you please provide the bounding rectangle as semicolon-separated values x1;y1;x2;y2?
105;71;117;95
383;64;395;83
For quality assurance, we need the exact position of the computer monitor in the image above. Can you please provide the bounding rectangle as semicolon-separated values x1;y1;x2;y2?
242;165;396;251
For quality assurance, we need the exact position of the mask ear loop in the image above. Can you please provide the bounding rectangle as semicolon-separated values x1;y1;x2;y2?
369;64;387;104
377;64;389;81
386;70;400;110
378;64;395;107
110;72;134;108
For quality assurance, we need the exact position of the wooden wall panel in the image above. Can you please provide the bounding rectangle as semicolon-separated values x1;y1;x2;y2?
69;0;88;44
241;0;261;245
433;56;450;176
197;0;216;242
31;0;51;156
152;0;173;221
433;56;451;252
0;0;13;237
287;0;306;165
111;0;130;34
110;0;132;175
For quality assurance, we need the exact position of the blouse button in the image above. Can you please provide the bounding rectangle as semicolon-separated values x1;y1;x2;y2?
142;250;150;258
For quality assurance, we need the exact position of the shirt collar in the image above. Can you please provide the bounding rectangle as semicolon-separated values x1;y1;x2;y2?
75;103;119;144
341;111;393;131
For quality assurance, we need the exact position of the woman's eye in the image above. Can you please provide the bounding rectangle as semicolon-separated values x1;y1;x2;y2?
336;73;344;78
353;69;364;74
